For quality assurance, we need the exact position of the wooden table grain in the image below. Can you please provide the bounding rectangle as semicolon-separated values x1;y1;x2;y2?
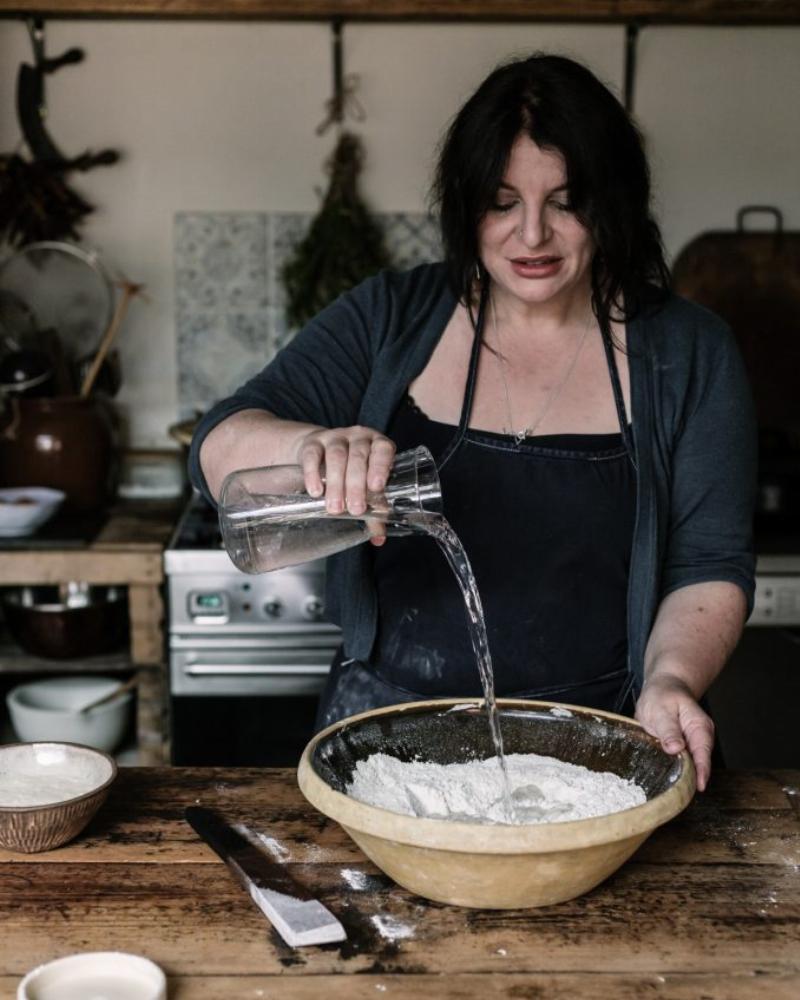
1;767;798;999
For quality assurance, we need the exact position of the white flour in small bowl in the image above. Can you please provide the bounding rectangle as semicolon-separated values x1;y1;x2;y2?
346;752;646;825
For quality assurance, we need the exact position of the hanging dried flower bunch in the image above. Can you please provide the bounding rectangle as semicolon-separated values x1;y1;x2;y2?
282;131;391;330
0;153;99;248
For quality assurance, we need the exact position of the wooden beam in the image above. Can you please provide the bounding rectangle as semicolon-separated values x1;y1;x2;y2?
0;1;798;26
0;550;163;585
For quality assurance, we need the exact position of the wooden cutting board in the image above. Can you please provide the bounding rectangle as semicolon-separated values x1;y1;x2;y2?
671;206;800;438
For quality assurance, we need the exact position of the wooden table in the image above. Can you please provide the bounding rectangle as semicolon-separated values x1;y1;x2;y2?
0;499;182;764
1;767;798;999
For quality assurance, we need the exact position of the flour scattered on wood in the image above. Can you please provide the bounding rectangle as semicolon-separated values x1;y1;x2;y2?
346;752;646;824
256;833;291;862
370;913;416;941
341;868;369;890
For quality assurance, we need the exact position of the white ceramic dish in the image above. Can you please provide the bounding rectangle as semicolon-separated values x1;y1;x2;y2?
7;676;133;754
0;487;65;537
18;951;166;1000
0;742;117;853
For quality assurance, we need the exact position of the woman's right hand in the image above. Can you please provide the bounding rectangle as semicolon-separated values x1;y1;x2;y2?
296;426;397;520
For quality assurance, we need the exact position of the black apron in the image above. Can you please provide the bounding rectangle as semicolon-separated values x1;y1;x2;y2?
316;300;636;732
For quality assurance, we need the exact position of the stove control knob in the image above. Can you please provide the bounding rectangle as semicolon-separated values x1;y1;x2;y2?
303;596;325;621
263;597;283;618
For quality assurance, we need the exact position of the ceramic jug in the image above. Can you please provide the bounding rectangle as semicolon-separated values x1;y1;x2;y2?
0;396;118;511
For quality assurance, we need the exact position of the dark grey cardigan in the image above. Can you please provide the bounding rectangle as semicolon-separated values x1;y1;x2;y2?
189;262;757;695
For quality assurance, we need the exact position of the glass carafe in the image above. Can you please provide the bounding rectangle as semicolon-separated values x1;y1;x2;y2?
218;445;441;573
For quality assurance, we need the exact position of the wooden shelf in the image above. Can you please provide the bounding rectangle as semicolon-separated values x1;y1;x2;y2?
0;639;133;675
0;1;797;25
0;499;181;764
0;638;169;764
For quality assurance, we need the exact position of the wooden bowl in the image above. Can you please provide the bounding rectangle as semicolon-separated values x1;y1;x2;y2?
297;699;695;908
0;742;117;854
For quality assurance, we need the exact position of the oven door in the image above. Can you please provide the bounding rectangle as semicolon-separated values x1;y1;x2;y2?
168;641;337;766
170;645;333;697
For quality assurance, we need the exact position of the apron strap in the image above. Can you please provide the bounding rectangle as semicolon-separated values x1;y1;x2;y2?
600;324;637;469
438;280;488;471
439;285;636;471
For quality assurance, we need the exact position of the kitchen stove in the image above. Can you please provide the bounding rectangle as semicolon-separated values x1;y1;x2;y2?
164;492;341;765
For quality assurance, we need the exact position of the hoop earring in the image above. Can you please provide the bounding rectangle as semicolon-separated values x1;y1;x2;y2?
474;261;482;283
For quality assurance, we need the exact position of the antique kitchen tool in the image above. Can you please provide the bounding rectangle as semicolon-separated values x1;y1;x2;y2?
0;242;114;374
672;206;800;435
672;206;800;517
184;806;346;947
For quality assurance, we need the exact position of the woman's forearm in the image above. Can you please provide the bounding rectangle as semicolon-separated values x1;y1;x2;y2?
643;580;747;696
636;580;748;790
198;408;323;501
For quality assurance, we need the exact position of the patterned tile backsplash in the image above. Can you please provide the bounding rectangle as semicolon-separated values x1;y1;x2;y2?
175;211;442;416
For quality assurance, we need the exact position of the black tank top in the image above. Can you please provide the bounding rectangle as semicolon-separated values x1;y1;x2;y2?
368;302;637;711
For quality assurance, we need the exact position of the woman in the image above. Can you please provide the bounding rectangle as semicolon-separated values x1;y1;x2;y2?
191;53;756;791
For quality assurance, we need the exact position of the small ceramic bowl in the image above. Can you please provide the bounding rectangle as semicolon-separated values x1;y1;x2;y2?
0;487;65;537
18;951;166;1000
298;698;696;909
0;742;117;853
7;675;134;754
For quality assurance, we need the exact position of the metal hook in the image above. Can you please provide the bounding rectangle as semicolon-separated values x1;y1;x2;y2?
624;21;641;114
316;19;366;136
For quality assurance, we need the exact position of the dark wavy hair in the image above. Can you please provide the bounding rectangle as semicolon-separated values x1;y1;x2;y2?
431;53;670;331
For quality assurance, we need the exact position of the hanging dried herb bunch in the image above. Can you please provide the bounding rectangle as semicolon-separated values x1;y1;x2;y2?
0;153;96;248
282;131;391;329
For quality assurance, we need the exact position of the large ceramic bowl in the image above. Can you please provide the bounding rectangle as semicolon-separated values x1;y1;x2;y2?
298;699;695;909
0;742;117;853
7;676;134;753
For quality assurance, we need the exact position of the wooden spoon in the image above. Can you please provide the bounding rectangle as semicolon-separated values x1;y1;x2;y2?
79;280;143;399
78;675;137;714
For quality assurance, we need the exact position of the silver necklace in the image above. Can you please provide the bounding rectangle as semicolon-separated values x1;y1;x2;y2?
490;296;591;446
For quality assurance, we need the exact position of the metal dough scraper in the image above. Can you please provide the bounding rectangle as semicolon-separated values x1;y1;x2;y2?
184;805;346;947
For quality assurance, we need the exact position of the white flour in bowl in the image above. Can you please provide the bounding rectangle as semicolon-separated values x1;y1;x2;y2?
345;752;646;825
0;772;97;807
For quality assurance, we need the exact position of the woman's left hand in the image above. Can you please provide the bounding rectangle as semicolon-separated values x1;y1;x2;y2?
636;581;747;794
634;674;715;792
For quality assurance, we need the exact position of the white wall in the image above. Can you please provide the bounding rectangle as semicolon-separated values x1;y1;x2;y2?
1;20;798;448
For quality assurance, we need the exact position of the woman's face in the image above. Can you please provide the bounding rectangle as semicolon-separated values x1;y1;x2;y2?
478;134;595;312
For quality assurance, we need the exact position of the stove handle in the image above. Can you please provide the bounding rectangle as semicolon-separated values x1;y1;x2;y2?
184;663;330;676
